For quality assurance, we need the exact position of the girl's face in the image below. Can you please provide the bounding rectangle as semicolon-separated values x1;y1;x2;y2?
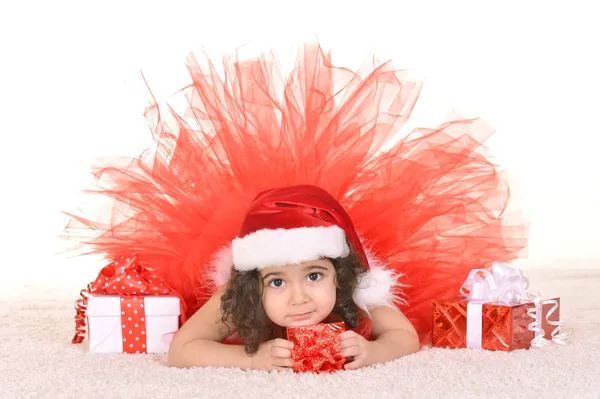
259;258;337;327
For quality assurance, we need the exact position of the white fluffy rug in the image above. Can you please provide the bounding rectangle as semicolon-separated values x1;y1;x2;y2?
2;261;599;399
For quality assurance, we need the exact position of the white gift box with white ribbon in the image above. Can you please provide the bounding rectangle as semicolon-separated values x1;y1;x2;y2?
86;294;180;354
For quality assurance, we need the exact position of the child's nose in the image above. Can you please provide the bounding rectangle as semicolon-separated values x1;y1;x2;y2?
290;283;309;305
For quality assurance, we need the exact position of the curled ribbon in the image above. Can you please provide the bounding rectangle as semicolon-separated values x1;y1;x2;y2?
460;262;568;348
523;291;569;348
287;323;346;373
72;255;186;344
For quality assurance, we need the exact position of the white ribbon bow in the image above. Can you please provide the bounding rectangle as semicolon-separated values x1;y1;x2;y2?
460;262;530;304
460;262;568;348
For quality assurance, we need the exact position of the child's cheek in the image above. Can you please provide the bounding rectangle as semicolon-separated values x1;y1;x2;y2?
309;283;336;306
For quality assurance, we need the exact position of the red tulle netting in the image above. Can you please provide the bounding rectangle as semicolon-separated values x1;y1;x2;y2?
63;44;528;344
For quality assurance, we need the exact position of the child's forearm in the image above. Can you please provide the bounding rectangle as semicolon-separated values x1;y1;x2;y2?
369;330;420;364
168;339;253;369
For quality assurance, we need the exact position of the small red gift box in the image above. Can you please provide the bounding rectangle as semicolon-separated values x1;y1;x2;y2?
432;297;560;351
286;322;347;373
431;263;563;351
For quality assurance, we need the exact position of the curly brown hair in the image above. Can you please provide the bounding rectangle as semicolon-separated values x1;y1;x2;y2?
219;250;367;354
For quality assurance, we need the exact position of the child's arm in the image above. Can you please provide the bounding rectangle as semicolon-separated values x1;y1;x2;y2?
367;306;420;361
340;306;420;369
167;287;294;371
167;287;252;369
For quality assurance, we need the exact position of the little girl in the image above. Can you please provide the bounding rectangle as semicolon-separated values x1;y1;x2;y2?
167;184;420;371
65;44;527;370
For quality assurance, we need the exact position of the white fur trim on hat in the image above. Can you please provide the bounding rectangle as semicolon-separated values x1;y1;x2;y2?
208;235;406;311
209;244;233;288
232;225;350;271
353;250;407;312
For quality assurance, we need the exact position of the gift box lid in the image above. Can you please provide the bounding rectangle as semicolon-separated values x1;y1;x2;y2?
434;297;530;308
87;294;180;317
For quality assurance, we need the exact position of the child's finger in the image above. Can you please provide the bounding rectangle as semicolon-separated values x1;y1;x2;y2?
274;357;294;368
339;330;357;340
273;338;294;349
271;346;292;358
340;345;360;358
340;336;358;349
344;358;363;370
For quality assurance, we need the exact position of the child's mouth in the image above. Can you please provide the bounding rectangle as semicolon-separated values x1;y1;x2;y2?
290;311;314;321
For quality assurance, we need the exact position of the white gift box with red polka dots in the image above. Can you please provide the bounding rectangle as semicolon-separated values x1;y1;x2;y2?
86;294;180;354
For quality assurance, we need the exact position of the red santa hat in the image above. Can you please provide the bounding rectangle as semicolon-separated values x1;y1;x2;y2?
212;184;402;311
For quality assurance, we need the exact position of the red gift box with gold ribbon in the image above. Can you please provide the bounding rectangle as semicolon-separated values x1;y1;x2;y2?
286;322;347;373
72;256;184;354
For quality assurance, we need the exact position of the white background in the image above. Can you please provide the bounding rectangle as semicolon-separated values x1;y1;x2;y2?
1;0;598;282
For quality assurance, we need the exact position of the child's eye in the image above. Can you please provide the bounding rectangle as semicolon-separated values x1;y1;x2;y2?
307;272;323;282
268;279;285;288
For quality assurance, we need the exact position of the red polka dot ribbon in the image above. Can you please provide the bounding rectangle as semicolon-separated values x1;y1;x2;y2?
120;296;147;353
72;255;184;349
286;322;347;373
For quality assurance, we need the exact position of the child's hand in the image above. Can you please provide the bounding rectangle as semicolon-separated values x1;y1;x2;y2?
340;330;374;370
251;338;294;372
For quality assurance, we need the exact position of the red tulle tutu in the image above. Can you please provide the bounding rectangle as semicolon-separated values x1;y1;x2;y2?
63;44;527;344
